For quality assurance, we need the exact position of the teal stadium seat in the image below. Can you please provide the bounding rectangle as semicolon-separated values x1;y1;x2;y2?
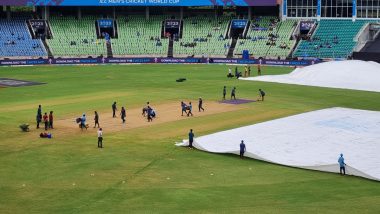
294;20;374;59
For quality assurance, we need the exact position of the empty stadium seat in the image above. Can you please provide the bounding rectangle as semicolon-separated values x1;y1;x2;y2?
0;20;47;57
112;15;169;56
174;15;231;57
47;16;107;57
234;17;296;59
294;20;373;59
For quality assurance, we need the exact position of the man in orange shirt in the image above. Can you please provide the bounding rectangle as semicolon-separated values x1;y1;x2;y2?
43;112;48;131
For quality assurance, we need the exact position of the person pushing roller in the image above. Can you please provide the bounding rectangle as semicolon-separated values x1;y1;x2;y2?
181;101;187;116
81;113;87;130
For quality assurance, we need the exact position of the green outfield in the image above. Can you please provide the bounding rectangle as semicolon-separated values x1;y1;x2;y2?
0;64;379;213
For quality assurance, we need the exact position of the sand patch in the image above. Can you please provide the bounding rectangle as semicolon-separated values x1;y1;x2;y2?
29;101;245;139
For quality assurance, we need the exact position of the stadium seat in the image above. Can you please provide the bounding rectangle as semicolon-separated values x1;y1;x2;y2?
294;20;374;59
234;17;297;59
0;20;47;57
47;16;107;57
174;15;231;57
112;15;169;56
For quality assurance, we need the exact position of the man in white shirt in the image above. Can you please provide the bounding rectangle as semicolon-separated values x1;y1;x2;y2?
97;128;103;148
227;68;233;78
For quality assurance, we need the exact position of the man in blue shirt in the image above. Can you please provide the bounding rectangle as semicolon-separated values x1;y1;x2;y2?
188;129;194;149
338;154;346;175
81;113;87;130
181;101;187;116
240;140;246;159
187;102;193;117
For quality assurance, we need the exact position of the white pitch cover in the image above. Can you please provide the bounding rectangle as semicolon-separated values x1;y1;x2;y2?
176;108;380;181
241;60;380;92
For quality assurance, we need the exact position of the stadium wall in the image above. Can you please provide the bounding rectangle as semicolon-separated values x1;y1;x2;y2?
0;57;316;66
352;52;380;62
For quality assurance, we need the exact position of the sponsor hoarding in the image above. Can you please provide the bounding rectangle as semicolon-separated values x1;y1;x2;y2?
2;0;277;6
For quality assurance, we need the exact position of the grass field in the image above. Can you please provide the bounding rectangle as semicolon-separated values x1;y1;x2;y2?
0;64;379;213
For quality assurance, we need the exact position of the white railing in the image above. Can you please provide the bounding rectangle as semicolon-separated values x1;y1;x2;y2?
25;21;35;39
310;21;320;40
243;20;249;38
227;21;232;38
353;23;371;52
47;20;55;38
354;23;370;42
291;20;300;40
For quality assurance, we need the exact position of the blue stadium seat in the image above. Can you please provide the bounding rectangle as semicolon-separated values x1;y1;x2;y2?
0;20;47;57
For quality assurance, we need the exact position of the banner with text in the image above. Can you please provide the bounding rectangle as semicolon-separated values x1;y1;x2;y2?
0;57;317;66
2;0;277;6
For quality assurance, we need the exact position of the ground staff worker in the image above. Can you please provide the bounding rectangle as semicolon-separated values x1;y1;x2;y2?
223;86;226;100
97;128;103;148
338;154;346;175
231;87;236;100
94;111;99;128
259;89;266;101
189;129;194;149
36;105;42;129
240;140;246;159
112;101;117;118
